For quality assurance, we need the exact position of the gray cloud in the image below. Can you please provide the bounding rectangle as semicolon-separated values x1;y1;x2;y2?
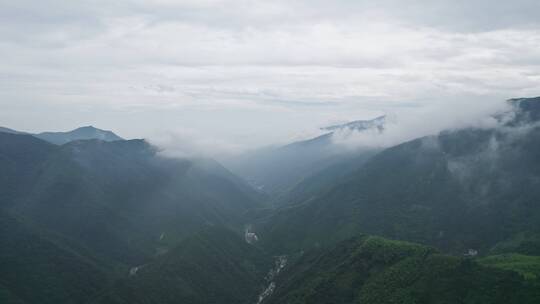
1;0;540;153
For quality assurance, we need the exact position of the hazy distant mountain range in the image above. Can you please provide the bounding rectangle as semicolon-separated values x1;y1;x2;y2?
0;126;27;134
2;98;540;304
321;115;386;132
34;126;124;145
253;97;540;256
224;116;386;202
0;125;124;145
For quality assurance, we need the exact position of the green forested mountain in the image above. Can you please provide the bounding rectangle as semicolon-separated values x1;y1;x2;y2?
93;227;272;304
0;211;113;304
0;132;266;303
276;150;378;207
2;97;540;304
1;133;262;265
0;133;56;209
256;97;540;255
266;236;540;304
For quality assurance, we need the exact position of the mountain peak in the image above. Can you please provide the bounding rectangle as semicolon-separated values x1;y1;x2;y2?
0;126;27;135
509;96;540;110
507;96;540;124
77;125;97;130
321;115;386;133
34;126;124;145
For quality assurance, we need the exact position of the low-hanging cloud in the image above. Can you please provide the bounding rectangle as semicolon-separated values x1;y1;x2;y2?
148;97;514;160
148;128;247;159
330;97;510;150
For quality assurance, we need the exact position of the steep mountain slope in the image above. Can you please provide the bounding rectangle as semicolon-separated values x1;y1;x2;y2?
0;133;56;208
0;211;112;304
256;97;540;255
94;227;272;304
0;131;268;303
225;116;384;200
478;253;540;280
4;97;540;304
266;236;540;304
35;126;124;145
278;150;378;207
1;132;263;267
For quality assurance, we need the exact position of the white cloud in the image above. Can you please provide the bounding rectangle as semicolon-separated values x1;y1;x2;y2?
148;128;246;158
1;0;540;152
331;97;510;150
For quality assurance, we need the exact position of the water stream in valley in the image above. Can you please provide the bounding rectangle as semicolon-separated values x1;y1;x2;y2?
255;255;287;304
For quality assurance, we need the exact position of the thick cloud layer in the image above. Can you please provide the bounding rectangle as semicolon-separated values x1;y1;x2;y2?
1;1;540;153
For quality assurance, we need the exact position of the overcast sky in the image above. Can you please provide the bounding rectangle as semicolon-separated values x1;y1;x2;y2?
1;0;540;154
